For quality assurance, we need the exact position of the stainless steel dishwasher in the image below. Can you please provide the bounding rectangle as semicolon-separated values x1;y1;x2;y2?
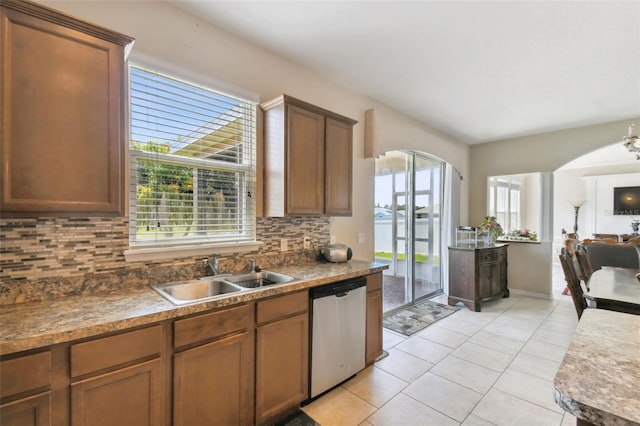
309;276;367;398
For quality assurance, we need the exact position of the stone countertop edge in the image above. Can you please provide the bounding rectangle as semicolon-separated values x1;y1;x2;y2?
553;309;640;426
0;260;388;356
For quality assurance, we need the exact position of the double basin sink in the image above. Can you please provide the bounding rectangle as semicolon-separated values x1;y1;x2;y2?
152;270;296;305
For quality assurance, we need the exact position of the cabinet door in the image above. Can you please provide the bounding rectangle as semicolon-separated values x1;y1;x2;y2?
0;393;51;426
366;274;383;365
490;261;503;296
478;264;494;299
286;105;325;215
255;313;308;425
448;249;474;300
325;118;353;216
71;359;164;426
174;331;254;426
0;4;130;216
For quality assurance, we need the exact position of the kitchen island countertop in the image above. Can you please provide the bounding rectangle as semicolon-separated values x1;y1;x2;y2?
0;260;387;356
554;309;640;425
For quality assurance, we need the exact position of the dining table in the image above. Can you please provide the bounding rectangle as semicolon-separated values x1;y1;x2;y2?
586;266;640;315
554;309;640;425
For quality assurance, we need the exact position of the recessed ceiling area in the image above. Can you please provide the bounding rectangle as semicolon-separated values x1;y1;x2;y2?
168;0;640;145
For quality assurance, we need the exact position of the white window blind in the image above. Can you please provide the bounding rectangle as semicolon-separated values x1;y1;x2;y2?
129;65;256;247
488;177;521;232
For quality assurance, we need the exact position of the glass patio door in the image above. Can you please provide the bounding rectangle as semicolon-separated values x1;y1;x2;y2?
375;151;443;314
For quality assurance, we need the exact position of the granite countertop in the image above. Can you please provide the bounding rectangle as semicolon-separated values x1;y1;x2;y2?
0;260;387;356
554;309;640;425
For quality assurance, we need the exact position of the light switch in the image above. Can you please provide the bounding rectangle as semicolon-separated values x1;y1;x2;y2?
357;232;365;244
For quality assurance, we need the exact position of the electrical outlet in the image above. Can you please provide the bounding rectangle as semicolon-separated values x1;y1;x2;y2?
280;238;288;252
303;236;311;250
330;235;336;244
358;232;365;244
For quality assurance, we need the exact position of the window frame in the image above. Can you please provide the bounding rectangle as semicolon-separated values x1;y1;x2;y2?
124;64;261;262
488;177;521;232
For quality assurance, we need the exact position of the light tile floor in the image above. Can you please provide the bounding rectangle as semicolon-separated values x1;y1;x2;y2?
303;287;579;425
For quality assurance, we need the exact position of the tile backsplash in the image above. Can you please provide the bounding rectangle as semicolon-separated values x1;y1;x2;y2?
0;216;330;304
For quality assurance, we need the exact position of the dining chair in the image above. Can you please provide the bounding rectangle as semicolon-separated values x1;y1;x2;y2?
559;248;588;319
582;240;640;269
574;245;594;289
563;238;578;256
561;228;579;240
592;233;621;243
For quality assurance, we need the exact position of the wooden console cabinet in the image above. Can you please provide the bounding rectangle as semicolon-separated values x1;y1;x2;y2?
448;244;509;312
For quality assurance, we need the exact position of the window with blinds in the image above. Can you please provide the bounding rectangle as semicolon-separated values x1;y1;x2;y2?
488;177;521;232
129;65;256;247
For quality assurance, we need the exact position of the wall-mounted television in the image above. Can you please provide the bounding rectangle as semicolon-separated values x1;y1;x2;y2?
613;186;640;215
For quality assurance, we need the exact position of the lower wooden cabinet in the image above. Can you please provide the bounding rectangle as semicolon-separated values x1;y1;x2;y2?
255;291;309;425
0;393;51;426
70;359;164;426
173;331;254;426
1;276;384;425
173;303;255;426
69;325;166;426
365;272;383;365
0;351;52;426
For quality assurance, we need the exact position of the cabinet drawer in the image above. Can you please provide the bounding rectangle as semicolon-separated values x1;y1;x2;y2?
0;351;51;399
71;325;163;378
174;303;253;349
479;250;497;264
257;291;308;325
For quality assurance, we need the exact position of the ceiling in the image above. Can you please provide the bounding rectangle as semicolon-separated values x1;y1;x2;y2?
169;1;640;145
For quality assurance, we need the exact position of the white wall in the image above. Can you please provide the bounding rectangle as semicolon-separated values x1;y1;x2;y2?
554;170;640;241
585;173;640;235
522;173;542;232
38;0;467;262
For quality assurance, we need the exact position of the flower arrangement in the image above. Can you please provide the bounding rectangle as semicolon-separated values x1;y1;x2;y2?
478;216;503;238
504;228;538;241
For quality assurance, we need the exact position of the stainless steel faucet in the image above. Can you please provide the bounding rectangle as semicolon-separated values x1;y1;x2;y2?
204;254;220;276
249;257;257;273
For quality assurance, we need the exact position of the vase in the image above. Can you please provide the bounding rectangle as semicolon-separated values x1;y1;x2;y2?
482;234;496;246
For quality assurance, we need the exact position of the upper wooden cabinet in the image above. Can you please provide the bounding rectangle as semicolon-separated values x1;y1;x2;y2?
0;0;133;217
261;95;357;217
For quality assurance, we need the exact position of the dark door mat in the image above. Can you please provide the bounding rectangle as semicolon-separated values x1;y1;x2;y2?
274;410;321;426
383;300;460;336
